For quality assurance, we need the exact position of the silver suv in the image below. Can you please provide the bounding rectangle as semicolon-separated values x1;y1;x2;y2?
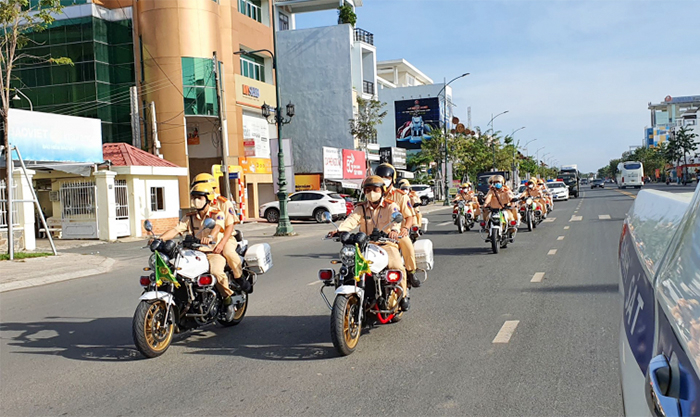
410;184;435;205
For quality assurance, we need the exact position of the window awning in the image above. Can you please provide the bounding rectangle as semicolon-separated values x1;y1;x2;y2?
326;178;364;190
24;162;97;177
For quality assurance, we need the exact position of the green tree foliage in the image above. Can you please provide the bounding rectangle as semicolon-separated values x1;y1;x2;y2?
348;96;387;150
337;3;357;26
674;126;699;180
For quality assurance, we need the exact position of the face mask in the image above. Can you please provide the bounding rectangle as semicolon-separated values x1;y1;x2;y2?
191;197;207;210
528;184;534;189
401;187;409;192
494;183;503;190
383;179;392;187
366;191;383;203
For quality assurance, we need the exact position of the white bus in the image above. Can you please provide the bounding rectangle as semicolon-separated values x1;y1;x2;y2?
616;161;644;189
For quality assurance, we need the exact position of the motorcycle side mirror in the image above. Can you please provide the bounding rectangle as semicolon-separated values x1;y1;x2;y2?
202;218;216;230
144;220;153;232
322;211;332;223
391;212;404;224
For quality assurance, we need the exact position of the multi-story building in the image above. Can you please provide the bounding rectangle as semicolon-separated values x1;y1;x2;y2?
646;95;700;147
275;0;375;175
12;0;280;216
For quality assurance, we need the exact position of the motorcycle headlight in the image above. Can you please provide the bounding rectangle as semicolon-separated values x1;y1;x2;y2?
340;245;356;266
148;253;170;270
526;198;533;205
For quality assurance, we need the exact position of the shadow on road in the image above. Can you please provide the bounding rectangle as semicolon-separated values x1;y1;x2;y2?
433;246;491;256
0;314;337;362
286;253;337;260
522;283;618;293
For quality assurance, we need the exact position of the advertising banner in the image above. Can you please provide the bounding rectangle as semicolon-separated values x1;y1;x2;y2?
295;174;321;191
342;149;366;179
394;97;440;150
8;109;103;162
241;157;272;175
242;113;271;158
323;146;343;179
379;147;407;169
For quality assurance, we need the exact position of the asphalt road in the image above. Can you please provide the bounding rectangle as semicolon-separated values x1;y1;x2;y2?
1;184;693;416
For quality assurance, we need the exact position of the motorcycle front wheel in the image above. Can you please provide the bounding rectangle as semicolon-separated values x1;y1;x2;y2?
491;229;500;254
132;300;174;358
331;294;361;356
218;292;248;327
527;212;533;231
457;216;464;234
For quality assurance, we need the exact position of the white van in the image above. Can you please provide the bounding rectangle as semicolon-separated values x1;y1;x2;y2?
616;161;644;189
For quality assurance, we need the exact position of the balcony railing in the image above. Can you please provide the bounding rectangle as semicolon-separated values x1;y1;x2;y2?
362;80;375;95
354;28;374;45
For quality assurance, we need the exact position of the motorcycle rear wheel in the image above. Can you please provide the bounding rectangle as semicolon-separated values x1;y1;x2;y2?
133;300;174;358
491;229;500;254
218;292;248;327
331;294;361;356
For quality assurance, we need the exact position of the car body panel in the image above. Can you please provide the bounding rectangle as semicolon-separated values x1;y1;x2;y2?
547;183;569;200
258;191;346;220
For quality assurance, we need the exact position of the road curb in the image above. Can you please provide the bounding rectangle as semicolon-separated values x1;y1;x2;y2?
0;257;117;293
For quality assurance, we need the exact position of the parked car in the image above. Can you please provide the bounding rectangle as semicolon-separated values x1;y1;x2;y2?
546;181;569;201
619;187;698;416
411;184;434;205
259;191;347;223
591;179;605;189
339;194;355;216
515;185;527;199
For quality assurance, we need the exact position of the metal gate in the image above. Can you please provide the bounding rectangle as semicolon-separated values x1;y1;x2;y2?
60;180;98;239
114;180;130;237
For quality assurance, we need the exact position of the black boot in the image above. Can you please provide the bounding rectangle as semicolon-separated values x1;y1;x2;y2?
407;271;421;288
399;297;410;312
234;277;251;293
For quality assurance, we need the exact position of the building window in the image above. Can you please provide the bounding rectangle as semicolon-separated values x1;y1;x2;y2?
181;57;218;116
279;13;289;30
238;0;262;23
240;55;265;82
150;187;165;212
406;74;416;86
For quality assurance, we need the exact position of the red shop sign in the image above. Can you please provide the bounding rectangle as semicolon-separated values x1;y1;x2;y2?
342;149;366;179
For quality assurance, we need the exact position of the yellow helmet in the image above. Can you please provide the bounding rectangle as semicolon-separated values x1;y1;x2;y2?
398;179;411;188
375;163;397;182
527;178;537;186
362;175;388;193
461;182;472;188
191;173;217;190
537;178;545;185
489;175;505;184
190;182;216;203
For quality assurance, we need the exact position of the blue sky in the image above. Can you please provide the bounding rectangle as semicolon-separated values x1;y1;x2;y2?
295;0;700;173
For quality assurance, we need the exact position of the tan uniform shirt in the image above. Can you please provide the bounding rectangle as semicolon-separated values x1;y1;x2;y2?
214;195;239;227
385;187;414;223
337;200;402;237
484;187;514;210
522;187;543;199
173;206;226;249
408;191;421;207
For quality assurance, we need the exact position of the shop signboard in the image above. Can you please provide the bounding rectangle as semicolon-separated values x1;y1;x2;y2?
394;97;440;150
295;174;322;191
8;109;103;162
343;149;366;179
379;147;407;169
241;157;272;175
242;113;271;158
323;146;343;179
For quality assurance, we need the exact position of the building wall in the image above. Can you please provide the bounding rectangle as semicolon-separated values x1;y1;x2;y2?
376;83;452;148
277;24;355;174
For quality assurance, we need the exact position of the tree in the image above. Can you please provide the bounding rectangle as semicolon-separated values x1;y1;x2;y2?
675;126;698;182
348;96;387;151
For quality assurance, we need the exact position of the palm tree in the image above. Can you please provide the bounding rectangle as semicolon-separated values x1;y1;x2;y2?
675;126;699;183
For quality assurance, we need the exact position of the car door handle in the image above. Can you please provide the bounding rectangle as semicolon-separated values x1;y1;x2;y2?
646;355;681;417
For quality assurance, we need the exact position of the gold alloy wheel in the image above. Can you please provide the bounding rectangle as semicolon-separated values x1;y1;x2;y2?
143;302;173;352
344;297;360;350
233;293;248;320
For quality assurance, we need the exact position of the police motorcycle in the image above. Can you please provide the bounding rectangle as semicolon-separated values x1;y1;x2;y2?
518;196;545;231
318;212;433;356
132;219;272;358
479;200;519;254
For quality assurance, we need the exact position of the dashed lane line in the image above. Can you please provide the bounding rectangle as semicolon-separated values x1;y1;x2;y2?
615;189;637;199
570;215;583;222
548;249;557;255
557;236;565;241
531;272;545;283
492;320;520;344
438;221;452;227
564;226;570;230
599;214;611;220
307;280;322;286
543;217;556;223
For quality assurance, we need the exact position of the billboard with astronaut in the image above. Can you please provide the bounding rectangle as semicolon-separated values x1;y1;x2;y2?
394;97;440;150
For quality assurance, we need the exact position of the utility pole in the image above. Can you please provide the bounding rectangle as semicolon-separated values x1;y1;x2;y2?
212;51;232;201
129;86;141;150
149;102;161;158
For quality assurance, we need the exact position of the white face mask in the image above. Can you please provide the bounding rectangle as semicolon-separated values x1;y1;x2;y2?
191;196;207;210
366;191;383;203
528;184;534;189
383;179;392;188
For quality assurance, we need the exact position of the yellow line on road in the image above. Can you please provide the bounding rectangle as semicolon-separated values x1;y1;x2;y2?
615;189;637;199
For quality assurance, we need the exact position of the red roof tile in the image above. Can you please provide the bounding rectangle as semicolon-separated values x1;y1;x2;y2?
103;143;180;168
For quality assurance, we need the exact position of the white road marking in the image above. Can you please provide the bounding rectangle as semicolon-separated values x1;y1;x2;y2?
548;249;557;255
308;280;322;286
531;272;545;283
543;217;556;223
570;215;583;222
557;236;565;241
438;221;452;227
564;226;570;230
492;320;520;344
599;214;611;220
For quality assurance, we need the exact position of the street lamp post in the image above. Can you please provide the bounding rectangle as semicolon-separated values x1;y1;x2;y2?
486;110;509;171
535;146;545;178
541;152;550;179
12;88;33;111
509;126;525;187
235;20;295;235
523;138;537;158
436;72;469;205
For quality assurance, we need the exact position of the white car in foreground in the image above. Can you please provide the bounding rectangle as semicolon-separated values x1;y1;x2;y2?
259;191;347;223
546;181;569;201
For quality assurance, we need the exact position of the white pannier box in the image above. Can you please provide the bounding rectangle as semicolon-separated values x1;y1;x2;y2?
421;218;429;232
414;239;434;271
244;243;273;274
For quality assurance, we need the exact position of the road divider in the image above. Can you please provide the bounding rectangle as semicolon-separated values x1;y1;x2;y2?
492;320;520;344
615;189;637;199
